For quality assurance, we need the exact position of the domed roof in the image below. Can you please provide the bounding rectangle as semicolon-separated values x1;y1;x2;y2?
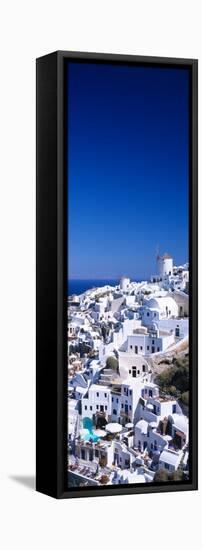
144;296;178;312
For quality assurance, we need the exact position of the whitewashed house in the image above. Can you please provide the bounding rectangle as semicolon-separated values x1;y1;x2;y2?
138;383;182;424
142;296;179;320
118;350;150;381
168;413;189;447
120;327;175;356
134;419;169;454
81;384;112;421
159;449;183;472
111;379;145;425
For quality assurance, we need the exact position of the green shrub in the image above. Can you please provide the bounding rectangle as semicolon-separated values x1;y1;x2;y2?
154;469;169;482
181;391;189;406
106;356;119;372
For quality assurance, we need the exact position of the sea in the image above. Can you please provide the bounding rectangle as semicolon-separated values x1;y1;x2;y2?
68;279;119;296
68;278;143;296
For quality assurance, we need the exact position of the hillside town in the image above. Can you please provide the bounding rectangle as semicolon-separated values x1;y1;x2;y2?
67;253;189;487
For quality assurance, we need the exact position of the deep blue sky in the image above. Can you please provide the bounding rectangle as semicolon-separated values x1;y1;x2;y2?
68;62;189;280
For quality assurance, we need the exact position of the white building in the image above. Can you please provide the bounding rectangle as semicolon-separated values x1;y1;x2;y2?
75;437;133;470
168;413;189;447
81;376;150;427
82;384;112;421
172;290;189;317
134;419;169;454
118;351;150;380
68;399;79;442
138;383;182;424
159;449;183;472
157;253;173;278
120;276;130;292
71;312;90;327
142;296;179;320
121;327;175;356
68;322;77;338
111;379;145;425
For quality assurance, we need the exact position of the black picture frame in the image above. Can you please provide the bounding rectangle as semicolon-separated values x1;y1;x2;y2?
36;50;198;499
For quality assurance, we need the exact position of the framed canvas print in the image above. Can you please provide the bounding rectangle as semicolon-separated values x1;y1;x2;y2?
36;51;198;499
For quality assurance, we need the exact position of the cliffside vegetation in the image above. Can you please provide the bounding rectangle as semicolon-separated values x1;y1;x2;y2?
154;468;184;482
106;356;119;372
154;356;189;407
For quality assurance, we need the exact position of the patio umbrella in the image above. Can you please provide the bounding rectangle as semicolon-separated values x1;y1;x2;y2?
105;422;122;434
125;422;134;429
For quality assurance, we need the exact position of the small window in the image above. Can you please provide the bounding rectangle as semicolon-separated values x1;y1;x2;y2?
116;398;118;404
112;397;114;402
140;346;143;351
129;369;131;374
104;393;107;398
90;406;92;411
130;345;133;349
105;405;107;411
147;345;149;351
142;365;146;372
113;409;117;415
96;392;99;397
152;339;154;345
157;347;160;352
129;405;132;411
96;405;99;410
147;312;149;317
85;405;87;410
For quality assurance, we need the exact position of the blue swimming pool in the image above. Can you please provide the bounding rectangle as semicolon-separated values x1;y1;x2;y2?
82;417;100;442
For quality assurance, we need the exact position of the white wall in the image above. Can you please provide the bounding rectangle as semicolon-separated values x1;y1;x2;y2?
82;385;111;418
126;332;175;354
0;2;201;550
158;318;189;338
